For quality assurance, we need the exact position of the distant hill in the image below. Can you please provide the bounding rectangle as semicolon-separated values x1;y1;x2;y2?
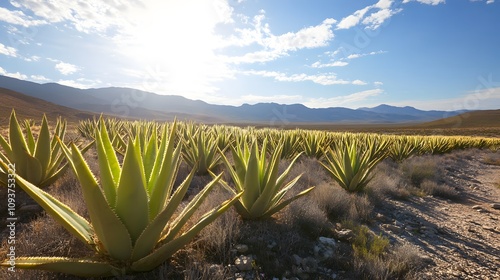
0;87;95;125
416;110;500;129
0;75;469;124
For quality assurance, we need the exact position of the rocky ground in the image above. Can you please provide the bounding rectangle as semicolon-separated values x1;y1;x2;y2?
373;150;500;280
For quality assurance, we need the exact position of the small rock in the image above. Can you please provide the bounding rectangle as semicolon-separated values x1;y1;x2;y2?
482;226;495;232
292;254;302;266
335;229;354;241
472;205;482;210
491;203;500;210
234;255;254;271
235;244;249;253
318;236;336;247
383;224;402;234
301;257;318;273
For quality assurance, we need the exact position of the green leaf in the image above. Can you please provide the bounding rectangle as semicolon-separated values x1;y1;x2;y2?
60;142;133;260
34;115;51;177
115;137;149;244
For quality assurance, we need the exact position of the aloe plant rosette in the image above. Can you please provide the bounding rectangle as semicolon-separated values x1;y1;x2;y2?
0;110;70;188
0;120;241;276
219;138;314;220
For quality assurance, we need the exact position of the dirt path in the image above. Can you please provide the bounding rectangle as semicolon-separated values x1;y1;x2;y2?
376;150;500;280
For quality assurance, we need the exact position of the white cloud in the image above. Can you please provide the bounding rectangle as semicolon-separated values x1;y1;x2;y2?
402;0;446;4
226;17;336;64
240;94;303;104
487;0;495;3
311;61;349;68
0;43;17;57
0;6;46;27
0;66;28;80
30;74;49;81
336;6;371;30
336;0;401;30
347;50;387;59
55;62;80;75
245;70;366;86
57;78;99;89
374;81;384;86
304;89;384;108
362;8;402;30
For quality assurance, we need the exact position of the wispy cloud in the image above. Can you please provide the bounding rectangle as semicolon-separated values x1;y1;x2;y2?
55;62;80;75
0;6;46;27
402;0;446;5
245;70;366;86
336;0;402;30
30;74;49;82
226;16;336;64
57;78;100;89
311;50;386;68
304;89;384;108
311;61;349;68
0;43;17;57
0;66;28;80
347;50;387;59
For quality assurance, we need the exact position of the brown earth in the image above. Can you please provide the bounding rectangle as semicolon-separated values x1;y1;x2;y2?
374;149;500;280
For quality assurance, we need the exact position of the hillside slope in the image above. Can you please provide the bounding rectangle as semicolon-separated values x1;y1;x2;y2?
0;87;95;125
416;110;500;128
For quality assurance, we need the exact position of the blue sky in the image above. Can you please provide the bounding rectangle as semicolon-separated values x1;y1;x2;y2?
0;0;499;111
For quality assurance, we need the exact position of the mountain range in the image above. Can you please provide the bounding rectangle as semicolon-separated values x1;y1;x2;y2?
0;75;467;124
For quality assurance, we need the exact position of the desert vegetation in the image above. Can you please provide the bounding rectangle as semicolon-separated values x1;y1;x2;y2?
1;111;500;279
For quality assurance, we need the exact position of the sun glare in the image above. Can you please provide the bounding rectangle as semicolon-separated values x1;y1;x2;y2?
120;1;231;96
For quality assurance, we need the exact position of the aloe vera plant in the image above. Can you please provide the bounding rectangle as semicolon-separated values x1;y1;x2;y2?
321;138;389;192
219;137;314;220
0;110;78;188
182;129;222;175
0;119;241;276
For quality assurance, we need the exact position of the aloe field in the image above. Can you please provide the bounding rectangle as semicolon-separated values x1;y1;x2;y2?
1;110;500;279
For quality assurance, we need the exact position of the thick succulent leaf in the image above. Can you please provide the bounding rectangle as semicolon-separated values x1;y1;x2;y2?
162;174;223;244
131;169;195;261
0;163;94;247
0;257;119;277
24;120;36;154
34;115;51;176
0;134;12;158
60;141;133;260
115;137;149;244
241;142;260;210
95;128;118;206
9;110;29;165
131;192;242;272
22;150;43;185
149;125;180;219
262;186;315;219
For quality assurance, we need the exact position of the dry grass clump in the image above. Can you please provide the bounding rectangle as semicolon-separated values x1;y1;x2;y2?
349;224;424;280
419;180;459;200
483;151;500;166
400;155;443;187
311;182;374;223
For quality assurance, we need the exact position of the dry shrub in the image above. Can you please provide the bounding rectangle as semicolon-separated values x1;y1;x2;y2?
419;180;459;200
313;182;352;221
483;151;500;166
350;226;423;280
286;156;331;189
400;156;443;187
283;192;333;238
194;187;242;264
368;162;411;201
312;182;374;223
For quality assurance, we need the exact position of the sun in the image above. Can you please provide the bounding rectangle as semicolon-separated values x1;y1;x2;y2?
119;0;232;96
